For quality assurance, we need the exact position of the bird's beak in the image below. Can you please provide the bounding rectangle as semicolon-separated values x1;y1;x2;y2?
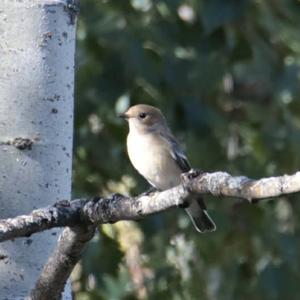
118;112;129;120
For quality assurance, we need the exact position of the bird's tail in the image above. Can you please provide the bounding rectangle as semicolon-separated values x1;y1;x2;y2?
185;197;216;233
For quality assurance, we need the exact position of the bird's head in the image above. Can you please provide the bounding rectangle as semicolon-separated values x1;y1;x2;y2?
119;104;167;133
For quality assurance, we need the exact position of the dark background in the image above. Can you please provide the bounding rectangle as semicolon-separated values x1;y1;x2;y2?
72;1;300;299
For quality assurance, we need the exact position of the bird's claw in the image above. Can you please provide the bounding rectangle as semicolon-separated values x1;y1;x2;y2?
180;169;205;207
181;168;204;184
188;168;203;179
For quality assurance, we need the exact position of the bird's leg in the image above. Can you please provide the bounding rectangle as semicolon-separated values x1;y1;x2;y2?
179;169;205;208
187;168;204;179
181;168;205;183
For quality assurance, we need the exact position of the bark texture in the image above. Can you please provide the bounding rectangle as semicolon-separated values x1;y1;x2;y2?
0;170;299;298
0;0;77;298
30;225;96;300
1;171;299;243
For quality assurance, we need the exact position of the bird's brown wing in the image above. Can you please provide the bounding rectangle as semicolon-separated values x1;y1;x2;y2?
159;129;191;172
159;128;216;232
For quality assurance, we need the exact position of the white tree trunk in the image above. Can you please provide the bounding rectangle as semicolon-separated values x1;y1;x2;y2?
0;0;76;298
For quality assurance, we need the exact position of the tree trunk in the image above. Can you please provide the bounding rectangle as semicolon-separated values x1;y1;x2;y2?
0;0;76;298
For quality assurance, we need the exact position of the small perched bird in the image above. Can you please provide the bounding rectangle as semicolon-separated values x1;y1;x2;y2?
119;104;216;233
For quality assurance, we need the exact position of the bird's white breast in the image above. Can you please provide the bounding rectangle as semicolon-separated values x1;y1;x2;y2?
127;132;156;181
127;130;181;190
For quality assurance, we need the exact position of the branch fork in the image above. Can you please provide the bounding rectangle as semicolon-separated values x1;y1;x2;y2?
1;170;300;299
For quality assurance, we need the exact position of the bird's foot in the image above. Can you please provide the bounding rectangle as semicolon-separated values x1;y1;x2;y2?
179;169;206;208
188;169;204;179
180;168;205;186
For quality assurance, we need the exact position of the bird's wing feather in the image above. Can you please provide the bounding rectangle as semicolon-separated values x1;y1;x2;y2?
159;129;191;172
158;128;216;232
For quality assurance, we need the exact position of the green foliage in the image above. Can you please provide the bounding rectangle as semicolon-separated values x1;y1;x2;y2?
73;0;300;299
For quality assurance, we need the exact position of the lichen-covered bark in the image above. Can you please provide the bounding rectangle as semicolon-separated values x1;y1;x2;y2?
0;170;299;299
187;171;300;201
1;171;300;244
0;199;86;242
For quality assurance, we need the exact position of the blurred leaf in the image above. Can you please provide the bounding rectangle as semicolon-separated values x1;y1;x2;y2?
201;0;248;32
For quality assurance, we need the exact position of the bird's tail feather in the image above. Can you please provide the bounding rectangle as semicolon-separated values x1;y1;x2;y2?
185;198;216;233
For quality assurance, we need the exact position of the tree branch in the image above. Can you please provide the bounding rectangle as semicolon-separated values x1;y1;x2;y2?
0;199;88;242
1;170;298;299
187;171;300;201
1;171;300;243
29;225;96;300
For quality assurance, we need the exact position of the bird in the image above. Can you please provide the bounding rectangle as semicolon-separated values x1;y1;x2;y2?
119;104;216;233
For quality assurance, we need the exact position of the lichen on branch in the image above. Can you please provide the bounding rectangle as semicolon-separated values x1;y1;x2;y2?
1;170;300;243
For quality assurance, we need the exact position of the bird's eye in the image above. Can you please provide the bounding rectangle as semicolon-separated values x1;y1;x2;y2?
139;112;147;119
